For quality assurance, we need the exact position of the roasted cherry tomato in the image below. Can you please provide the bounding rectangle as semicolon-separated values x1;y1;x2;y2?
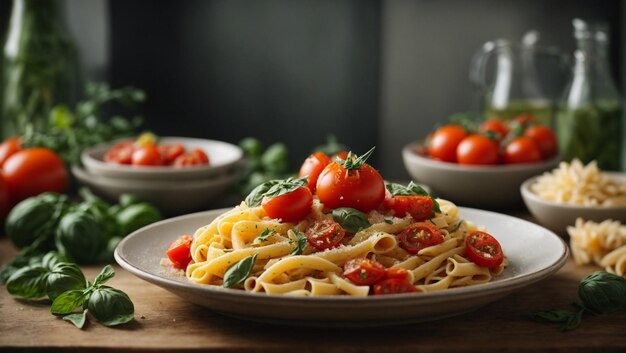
427;125;467;163
524;125;558;159
503;137;541;164
479;119;509;141
166;234;193;270
132;145;163;166
262;186;313;223
456;134;499;165
373;278;417;295
305;218;345;250
343;257;386;285
316;149;385;212
398;222;444;254
465;231;504;268
174;148;210;167
383;195;433;221
0;137;22;168
158;143;185;165
104;140;134;165
383;267;410;282
298;152;331;192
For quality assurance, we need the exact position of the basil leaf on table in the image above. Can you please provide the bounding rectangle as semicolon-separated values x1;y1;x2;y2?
51;289;87;316
223;254;258;288
578;271;626;314
63;309;88;329
6;266;50;299
93;265;116;287
87;287;134;326
46;263;88;301
332;207;371;233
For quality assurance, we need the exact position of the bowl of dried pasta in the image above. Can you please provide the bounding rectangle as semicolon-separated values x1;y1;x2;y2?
520;159;626;235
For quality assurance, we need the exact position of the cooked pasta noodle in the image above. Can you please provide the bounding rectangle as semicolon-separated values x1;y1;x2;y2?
568;217;626;277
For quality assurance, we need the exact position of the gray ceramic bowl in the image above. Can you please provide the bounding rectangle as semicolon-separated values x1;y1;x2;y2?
520;172;626;235
402;142;560;209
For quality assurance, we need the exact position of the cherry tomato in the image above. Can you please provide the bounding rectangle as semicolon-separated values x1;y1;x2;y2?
524;125;558;159
0;137;22;168
298;152;331;192
456;135;499;165
383;267;410;282
174;148;210;167
104;140;135;165
373;278;417;295
465;231;504;268
333;151;349;161
398;222;444;254
343;257;386;285
166;234;193;270
262;186;313;223
479;119;509;141
0;172;10;220
316;154;385;213
132;145;163;166
428;125;467;163
158;143;185;165
503;137;542;164
305;218;345;250
3;148;68;204
383;195;433;221
512;114;537;130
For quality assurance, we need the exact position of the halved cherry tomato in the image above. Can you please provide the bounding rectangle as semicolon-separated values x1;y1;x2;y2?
373;278;417;295
298;152;331;192
479;119;509;141
343;258;386;285
132;145;163;166
262;186;313;223
158;143;185;165
398;222;444;254
166;235;193;270
104;140;134;165
383;195;433;221
456;135;499;165
174;148;210;167
305;218;345;250
383;267;410;282
428;125;467;163
503;137;542;164
0;137;22;168
524;125;557;159
465;231;504;268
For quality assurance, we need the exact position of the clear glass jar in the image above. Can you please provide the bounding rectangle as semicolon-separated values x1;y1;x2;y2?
556;19;623;171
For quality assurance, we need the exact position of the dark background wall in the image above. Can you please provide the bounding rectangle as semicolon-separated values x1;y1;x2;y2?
1;0;624;176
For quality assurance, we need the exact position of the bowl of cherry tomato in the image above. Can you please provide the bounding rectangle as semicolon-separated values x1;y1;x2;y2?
402;116;560;209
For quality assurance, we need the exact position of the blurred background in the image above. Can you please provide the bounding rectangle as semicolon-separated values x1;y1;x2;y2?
0;0;624;178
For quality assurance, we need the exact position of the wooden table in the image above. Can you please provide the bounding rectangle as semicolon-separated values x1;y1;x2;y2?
1;215;625;353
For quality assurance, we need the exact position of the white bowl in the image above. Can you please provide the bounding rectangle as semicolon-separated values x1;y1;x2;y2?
81;137;244;181
402;142;560;209
72;165;242;215
520;172;626;235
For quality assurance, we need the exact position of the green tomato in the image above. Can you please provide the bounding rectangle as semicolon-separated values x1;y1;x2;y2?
116;203;161;236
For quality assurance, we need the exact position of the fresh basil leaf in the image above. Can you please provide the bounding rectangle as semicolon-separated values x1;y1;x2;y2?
63;309;88;329
87;287;134;326
46;263;88;301
561;308;584;332
290;230;307;256
261;177;308;200
450;220;464;233
528;309;573;323
93;265;115;287
384;219;393;225
245;180;281;207
331;207;371;233
51;290;87;316
337;147;375;170
223;254;258;288
257;228;274;242
578;271;626;314
6;266;50;299
41;252;67;271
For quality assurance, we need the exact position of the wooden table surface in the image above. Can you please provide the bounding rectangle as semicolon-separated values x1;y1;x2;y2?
1;213;625;353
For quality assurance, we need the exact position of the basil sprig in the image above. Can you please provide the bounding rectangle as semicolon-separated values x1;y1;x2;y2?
331;208;371;233
290;230;308;255
223;254;257;288
529;271;626;331
385;181;442;216
244;177;308;207
337;147;375;170
256;228;274;242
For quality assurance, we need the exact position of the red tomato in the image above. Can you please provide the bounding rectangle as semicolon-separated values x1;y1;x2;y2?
132;145;163;166
503;137;542;164
0;172;10;220
456;135;499;165
398;222;444;254
383;267;410;282
513;114;537;129
343;258;386;285
262;186;313;223
0;137;22;168
158;143;185;165
3;148;68;203
333;151;349;161
305;218;345;250
465;231;504;268
298;152;331;192
383;195;433;221
173;149;210;167
524;125;558;159
316;157;385;212
428;125;467;162
479;119;509;141
373;278;417;295
104;141;134;165
166;235;193;270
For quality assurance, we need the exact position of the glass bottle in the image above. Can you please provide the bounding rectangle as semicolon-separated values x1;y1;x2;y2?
0;0;82;139
556;19;622;171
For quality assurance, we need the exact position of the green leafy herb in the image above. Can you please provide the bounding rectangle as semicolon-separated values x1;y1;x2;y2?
257;229;274;242
450;220;464;233
337;147;375;170
87;287;134;327
51;289;87;316
93;265;116;287
261;177;308;199
290;230;308;255
384;219;393;225
331;208;371;233
6;266;50;299
245;180;282;207
223;254;258;288
46;263;88;301
63;309;88;329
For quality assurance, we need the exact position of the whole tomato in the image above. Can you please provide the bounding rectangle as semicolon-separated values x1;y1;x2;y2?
427;125;467;163
132;145;163;166
456;135;499;165
0;137;22;168
479;119;509;141
3;148;68;204
524;125;558;159
504;137;542;164
262;183;313;223
0;172;10;220
298;152;331;192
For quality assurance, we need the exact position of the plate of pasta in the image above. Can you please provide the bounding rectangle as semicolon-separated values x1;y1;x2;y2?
115;148;568;326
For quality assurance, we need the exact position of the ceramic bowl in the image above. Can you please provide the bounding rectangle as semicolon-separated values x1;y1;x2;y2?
81;137;244;181
402;142;560;209
520;172;626;235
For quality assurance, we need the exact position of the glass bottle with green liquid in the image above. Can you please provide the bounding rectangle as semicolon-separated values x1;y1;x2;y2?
556;19;623;171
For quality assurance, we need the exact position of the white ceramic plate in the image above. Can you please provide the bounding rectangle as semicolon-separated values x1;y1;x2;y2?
115;207;568;326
